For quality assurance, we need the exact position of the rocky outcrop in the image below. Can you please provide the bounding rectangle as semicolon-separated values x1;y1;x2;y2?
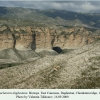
0;26;14;50
0;26;99;51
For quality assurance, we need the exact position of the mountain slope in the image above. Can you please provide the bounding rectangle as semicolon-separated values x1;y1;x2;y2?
0;6;100;28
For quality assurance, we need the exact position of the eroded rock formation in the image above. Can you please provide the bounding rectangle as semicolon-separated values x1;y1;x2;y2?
0;25;99;51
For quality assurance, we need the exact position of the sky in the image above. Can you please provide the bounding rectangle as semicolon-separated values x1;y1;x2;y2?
0;1;100;13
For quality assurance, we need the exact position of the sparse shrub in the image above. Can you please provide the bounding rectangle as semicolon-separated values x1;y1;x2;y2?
60;31;67;35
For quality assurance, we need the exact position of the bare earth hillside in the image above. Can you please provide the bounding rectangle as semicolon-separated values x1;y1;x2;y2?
0;40;100;89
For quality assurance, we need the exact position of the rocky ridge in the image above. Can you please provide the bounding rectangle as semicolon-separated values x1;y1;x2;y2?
0;25;99;51
0;25;99;73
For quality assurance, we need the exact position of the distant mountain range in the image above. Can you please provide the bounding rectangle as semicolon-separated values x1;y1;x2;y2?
0;6;100;28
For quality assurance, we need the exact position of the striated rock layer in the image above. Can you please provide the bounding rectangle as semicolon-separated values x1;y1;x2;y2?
0;25;99;51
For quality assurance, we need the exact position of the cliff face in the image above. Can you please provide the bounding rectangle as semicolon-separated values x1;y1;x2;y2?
0;26;99;51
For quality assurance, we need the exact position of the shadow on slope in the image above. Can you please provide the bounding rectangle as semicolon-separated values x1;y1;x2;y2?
0;48;40;69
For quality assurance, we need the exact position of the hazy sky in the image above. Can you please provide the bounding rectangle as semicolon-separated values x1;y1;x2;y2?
0;1;100;13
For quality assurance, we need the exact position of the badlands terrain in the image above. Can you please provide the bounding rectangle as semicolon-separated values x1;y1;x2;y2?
0;7;100;88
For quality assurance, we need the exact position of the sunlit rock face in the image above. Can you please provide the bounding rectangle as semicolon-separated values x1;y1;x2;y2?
0;26;99;51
